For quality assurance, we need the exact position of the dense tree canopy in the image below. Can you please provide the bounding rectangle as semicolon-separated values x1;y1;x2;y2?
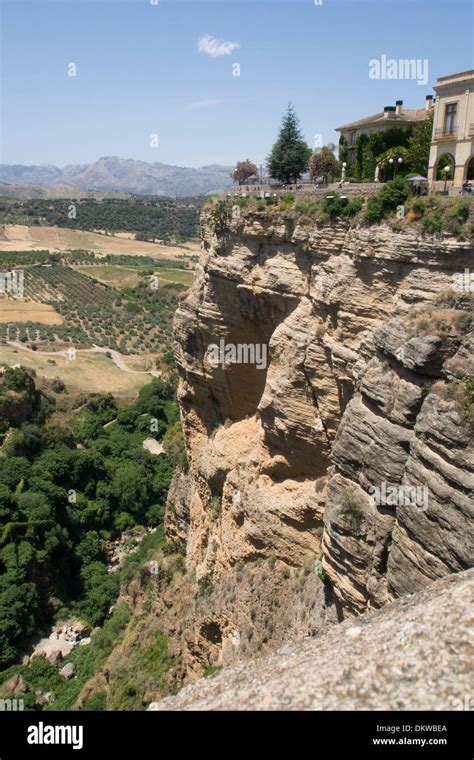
267;105;312;184
0;368;184;667
0;197;204;243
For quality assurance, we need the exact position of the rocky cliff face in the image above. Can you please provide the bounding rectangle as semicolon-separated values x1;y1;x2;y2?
170;204;473;620
149;569;474;711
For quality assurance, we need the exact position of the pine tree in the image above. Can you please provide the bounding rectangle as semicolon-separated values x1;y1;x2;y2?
267;105;311;184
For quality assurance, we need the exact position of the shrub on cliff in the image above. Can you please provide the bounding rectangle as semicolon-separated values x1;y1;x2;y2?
322;194;363;218
364;178;408;222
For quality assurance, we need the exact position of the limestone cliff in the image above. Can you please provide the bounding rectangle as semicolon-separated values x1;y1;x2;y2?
149;569;474;711
170;202;473;617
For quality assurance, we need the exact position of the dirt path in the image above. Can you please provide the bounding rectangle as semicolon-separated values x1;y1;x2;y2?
6;341;161;378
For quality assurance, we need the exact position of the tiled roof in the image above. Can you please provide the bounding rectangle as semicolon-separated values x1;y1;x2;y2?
336;108;428;132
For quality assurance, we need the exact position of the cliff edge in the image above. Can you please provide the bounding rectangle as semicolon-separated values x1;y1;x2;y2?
149;568;473;711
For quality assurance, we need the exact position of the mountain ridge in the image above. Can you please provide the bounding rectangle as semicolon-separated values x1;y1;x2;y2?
0;156;234;197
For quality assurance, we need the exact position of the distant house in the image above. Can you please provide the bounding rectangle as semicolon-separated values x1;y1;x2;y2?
336;97;434;167
427;70;474;192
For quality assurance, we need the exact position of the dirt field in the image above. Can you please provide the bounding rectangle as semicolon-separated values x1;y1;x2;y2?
0;301;63;324
76;265;142;288
0;345;149;399
76;264;194;289
0;224;200;261
155;268;194;287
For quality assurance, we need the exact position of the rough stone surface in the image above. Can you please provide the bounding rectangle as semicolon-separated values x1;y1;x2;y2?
323;311;473;613
172;206;473;616
59;662;76;679
149;569;474;711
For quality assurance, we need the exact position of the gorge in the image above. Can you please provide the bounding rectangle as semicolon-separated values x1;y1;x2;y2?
147;196;473;705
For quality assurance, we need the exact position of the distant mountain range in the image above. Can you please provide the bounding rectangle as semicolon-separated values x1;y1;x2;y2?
0;156;234;197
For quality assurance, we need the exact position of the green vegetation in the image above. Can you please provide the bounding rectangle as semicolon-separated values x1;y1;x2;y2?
339;112;434;182
340;487;366;529
435;375;474;425
406;110;434;175
0;197;204;242
364;178;408;222
323;194;363;218
106;626;172;710
267;105;312;184
341;127;415;182
417;197;471;237
0;603;132;710
211;199;232;233
0;366;182;668
209;182;472;240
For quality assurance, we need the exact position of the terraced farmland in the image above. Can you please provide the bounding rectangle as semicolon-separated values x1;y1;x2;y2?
0;263;180;356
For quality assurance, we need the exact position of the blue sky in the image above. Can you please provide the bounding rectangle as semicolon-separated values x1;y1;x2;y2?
1;0;472;168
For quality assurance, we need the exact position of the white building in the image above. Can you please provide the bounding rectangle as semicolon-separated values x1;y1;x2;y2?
428;70;474;192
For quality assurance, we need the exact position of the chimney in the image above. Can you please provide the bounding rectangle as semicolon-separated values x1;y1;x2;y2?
395;100;403;115
384;106;396;119
425;95;434;111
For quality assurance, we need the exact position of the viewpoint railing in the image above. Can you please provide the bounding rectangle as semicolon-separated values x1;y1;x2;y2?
228;182;384;200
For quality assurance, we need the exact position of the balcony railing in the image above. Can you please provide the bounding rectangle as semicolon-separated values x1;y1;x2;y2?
469;123;474;137
434;127;458;140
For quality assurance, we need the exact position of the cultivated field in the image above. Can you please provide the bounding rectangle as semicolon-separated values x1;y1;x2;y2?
76;264;142;288
76;264;194;289
0;224;200;261
0;345;149;399
154;268;195;287
0;301;63;324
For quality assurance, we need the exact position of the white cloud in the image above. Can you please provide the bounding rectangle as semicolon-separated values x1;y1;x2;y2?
198;33;240;58
188;99;224;110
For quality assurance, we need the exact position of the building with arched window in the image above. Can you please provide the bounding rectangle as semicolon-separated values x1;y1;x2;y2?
428;70;474;193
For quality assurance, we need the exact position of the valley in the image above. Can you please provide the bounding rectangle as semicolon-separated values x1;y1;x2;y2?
0;185;471;714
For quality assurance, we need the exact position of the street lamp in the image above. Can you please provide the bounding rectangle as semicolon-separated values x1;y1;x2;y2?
444;165;451;194
388;156;403;178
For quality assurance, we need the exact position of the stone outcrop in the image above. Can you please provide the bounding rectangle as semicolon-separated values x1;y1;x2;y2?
149;569;474;711
171;203;473;619
323;312;473;613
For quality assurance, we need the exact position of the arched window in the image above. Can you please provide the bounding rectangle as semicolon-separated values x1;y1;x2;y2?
435;153;455;180
466;156;474;181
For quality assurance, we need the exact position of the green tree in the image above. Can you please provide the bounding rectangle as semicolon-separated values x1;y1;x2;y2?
407;110;434;175
267;105;311;184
